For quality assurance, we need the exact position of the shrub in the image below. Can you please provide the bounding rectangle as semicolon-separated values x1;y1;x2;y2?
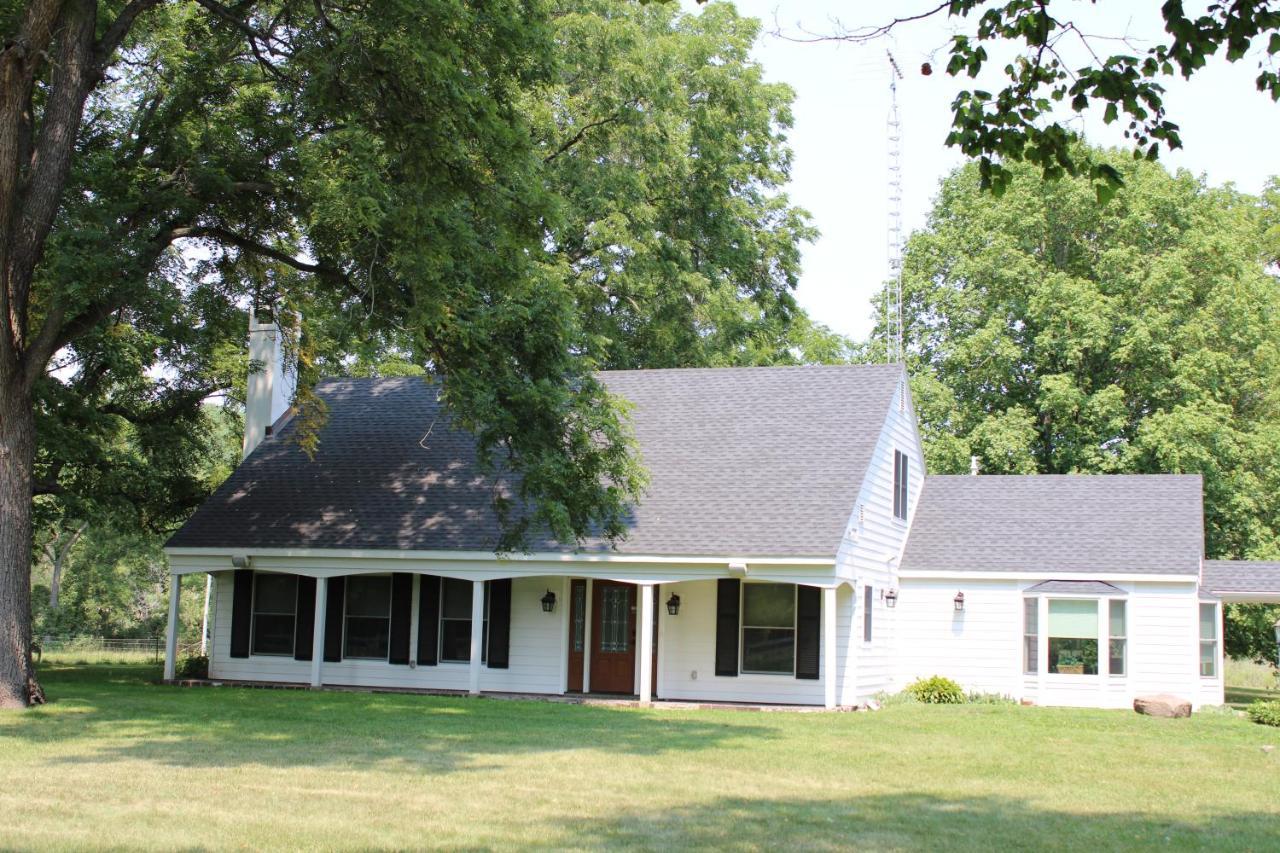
1247;699;1280;727
905;675;965;704
175;654;209;680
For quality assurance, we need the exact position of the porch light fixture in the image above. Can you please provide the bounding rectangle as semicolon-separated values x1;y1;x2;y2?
540;590;556;613
953;591;965;612
885;589;898;609
666;593;681;616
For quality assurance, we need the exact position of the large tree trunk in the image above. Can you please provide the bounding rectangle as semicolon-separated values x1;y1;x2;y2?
0;379;41;708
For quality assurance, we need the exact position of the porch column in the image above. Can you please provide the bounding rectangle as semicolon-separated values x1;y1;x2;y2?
469;579;484;695
310;577;327;688
823;586;838;709
163;573;180;681
638;583;654;705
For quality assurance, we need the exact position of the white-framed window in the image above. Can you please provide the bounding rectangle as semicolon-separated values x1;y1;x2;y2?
1109;600;1127;676
892;450;909;521
1022;598;1038;675
251;573;298;656
1047;599;1099;675
1199;602;1219;678
440;578;489;664
741;582;796;674
344;575;392;660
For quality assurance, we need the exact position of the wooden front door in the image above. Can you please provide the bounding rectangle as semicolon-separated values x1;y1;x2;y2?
589;581;636;694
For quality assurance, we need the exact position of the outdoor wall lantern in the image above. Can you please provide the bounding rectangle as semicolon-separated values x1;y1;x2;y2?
666;593;681;616
953;591;965;612
541;590;557;613
884;589;898;609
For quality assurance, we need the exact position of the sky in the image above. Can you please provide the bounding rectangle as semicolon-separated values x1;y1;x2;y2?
682;1;1280;343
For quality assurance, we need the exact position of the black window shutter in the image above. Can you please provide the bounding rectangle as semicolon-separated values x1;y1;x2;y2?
487;579;512;669
416;574;440;665
714;579;741;677
795;585;821;680
230;569;254;658
387;573;413;665
294;576;317;661
323;576;345;662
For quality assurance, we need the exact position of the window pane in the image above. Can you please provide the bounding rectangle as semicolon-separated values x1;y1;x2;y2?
1109;600;1126;637
1048;599;1098;638
442;578;473;619
743;584;794;628
1199;603;1217;641
254;574;297;614
1109;639;1126;676
1200;641;1217;677
440;618;472;662
742;628;794;674
346;576;391;618
344;616;389;659
1048;637;1098;674
864;586;873;642
252;614;295;655
1023;598;1038;634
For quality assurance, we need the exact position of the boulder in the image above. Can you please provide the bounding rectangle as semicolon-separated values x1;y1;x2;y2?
1134;694;1192;718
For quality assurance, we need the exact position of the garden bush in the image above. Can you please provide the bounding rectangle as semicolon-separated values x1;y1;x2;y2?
175;654;209;680
905;675;965;704
1247;699;1280;727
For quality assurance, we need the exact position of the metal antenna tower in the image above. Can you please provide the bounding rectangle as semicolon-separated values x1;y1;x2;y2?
885;51;904;364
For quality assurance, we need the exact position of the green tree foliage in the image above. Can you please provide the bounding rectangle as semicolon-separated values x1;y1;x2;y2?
535;1;841;368
830;1;1280;199
1226;603;1280;662
877;147;1280;561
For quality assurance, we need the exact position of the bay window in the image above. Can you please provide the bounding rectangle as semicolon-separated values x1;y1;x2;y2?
1109;600;1127;676
1199;602;1219;677
1048;599;1099;675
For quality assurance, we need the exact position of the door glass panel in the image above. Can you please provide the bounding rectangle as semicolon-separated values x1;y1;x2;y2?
600;587;630;653
572;582;586;652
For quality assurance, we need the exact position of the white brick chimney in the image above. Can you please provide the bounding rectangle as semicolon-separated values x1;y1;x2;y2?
243;310;297;459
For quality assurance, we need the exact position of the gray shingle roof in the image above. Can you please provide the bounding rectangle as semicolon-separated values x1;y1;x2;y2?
1202;561;1280;595
166;364;903;557
1024;580;1126;595
899;474;1203;575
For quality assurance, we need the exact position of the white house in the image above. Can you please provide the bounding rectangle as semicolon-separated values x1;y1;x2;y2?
162;322;1279;708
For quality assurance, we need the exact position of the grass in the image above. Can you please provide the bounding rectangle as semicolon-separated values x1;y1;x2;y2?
1225;657;1279;709
2;666;1278;851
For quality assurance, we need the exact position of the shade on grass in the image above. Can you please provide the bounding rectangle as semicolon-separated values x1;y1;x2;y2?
1;666;1277;850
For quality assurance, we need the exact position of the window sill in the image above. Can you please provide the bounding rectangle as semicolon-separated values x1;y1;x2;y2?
739;670;797;677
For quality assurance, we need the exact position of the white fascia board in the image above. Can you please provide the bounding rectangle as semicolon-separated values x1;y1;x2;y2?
897;569;1199;583
164;547;838;585
1212;591;1280;603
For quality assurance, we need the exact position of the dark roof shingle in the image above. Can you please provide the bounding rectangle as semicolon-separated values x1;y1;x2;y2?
167;364;903;557
899;474;1203;575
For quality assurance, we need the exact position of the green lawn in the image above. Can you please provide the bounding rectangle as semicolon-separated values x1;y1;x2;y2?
2;666;1278;851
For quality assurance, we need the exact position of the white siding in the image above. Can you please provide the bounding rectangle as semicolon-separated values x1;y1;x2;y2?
655;580;830;705
834;373;924;703
208;573;566;694
893;577;1218;708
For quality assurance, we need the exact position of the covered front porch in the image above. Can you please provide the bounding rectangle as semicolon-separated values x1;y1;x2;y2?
162;551;853;708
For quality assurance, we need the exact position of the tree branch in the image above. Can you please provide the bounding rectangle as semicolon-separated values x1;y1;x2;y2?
544;111;625;163
95;0;164;71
